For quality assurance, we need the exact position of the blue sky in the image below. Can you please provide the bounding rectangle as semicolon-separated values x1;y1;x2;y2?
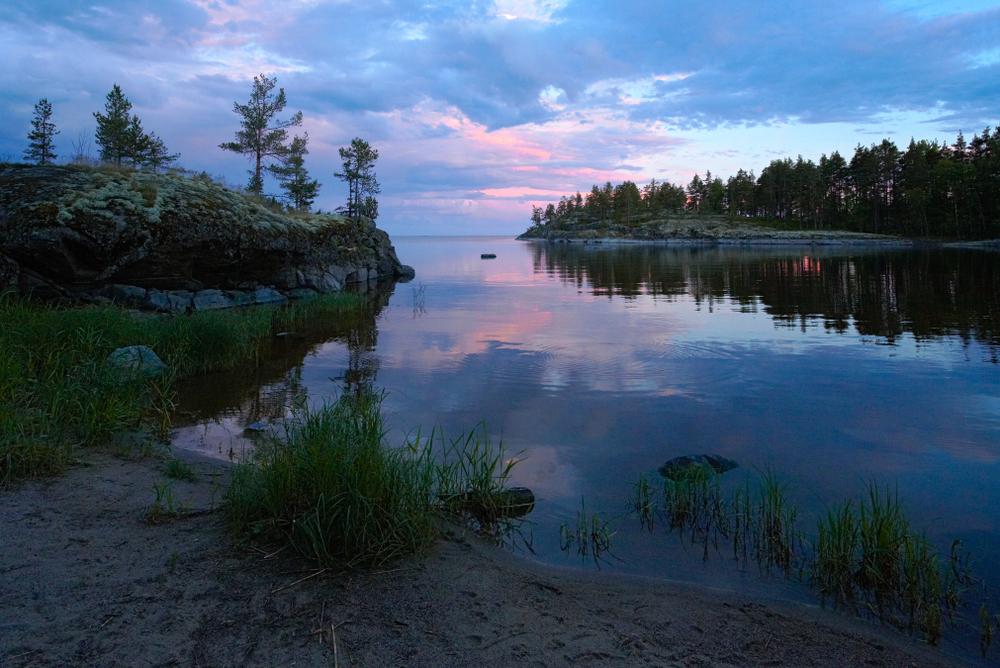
1;0;998;234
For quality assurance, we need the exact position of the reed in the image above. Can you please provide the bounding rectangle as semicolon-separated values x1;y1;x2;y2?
559;497;615;564
814;501;859;606
0;293;364;484
225;391;521;567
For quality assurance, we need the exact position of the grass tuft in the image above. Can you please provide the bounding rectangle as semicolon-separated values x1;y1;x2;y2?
224;391;521;568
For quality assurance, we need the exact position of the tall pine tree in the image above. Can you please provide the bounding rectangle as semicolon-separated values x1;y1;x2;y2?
220;74;302;194
335;138;380;220
268;133;319;211
94;84;139;166
24;98;59;165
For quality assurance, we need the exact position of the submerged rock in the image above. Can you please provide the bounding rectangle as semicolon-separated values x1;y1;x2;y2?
244;421;270;434
658;454;739;480
440;487;535;521
107;345;167;377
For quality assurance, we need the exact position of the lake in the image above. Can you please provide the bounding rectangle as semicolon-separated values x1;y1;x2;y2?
174;236;1000;639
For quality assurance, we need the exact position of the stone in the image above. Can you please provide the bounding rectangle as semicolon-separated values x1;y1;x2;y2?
481;253;497;259
244;421;270;433
440;487;535;521
253;287;287;305
106;284;147;304
288;288;318;300
658;454;739;481
146;290;193;312
107;345;167;377
224;291;255;307
193;289;234;311
397;264;416;279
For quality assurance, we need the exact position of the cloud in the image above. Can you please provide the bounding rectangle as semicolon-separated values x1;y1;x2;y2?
0;0;997;233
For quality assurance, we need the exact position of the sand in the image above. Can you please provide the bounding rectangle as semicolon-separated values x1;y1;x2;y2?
1;452;966;667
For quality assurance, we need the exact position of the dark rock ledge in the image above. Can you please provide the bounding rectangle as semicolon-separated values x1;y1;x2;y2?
0;164;415;310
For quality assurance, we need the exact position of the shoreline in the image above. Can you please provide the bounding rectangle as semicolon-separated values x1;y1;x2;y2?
1;451;969;667
517;235;915;247
516;232;1000;250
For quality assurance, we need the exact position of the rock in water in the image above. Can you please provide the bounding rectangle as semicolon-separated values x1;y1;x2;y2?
244;421;270;434
440;487;535;520
107;345;167;377
658;454;739;480
481;253;497;259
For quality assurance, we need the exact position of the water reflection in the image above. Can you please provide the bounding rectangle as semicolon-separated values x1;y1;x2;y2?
533;243;1000;352
172;285;390;456
172;238;1000;629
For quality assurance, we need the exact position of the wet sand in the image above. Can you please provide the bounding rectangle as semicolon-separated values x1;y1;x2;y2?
1;452;965;667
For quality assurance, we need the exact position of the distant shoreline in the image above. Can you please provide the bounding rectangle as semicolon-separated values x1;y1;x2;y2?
517;232;1000;250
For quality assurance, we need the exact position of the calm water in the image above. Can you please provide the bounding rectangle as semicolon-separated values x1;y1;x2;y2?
174;237;1000;643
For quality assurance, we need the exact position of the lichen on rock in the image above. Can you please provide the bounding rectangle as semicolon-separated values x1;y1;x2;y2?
0;164;413;307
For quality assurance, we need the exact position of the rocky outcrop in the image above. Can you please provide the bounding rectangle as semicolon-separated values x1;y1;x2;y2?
0;164;415;310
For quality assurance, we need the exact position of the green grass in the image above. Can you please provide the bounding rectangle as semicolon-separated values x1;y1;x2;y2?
224;391;520;568
559;497;615;564
629;468;973;646
0;293;365;484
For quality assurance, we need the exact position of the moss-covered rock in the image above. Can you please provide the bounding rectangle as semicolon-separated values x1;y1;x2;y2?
0;164;413;306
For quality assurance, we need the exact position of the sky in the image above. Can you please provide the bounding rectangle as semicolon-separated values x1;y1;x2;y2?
1;0;999;235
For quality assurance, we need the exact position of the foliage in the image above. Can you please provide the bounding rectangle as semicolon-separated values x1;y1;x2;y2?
93;84;178;170
24;98;59;165
335;137;380;221
220;73;303;194
531;127;1000;239
268;133;320;210
225;392;520;567
629;470;972;645
0;293;365;484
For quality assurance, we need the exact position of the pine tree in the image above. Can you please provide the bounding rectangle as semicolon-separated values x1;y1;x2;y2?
94;84;139;166
24;98;59;165
141;132;179;172
220;73;302;194
268;133;320;211
335;138;380;220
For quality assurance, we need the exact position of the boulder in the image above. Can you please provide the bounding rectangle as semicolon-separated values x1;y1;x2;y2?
440;487;535;521
105;284;147;305
192;289;234;311
658;454;739;481
253;287;286;305
107;345;167;377
145;290;193;313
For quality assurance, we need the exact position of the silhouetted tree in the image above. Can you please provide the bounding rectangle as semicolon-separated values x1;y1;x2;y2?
268;133;319;211
94;84;144;166
24;98;59;165
335;137;380;220
220;73;302;194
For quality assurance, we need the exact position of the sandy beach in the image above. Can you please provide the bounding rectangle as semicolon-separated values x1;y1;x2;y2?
0;451;966;667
